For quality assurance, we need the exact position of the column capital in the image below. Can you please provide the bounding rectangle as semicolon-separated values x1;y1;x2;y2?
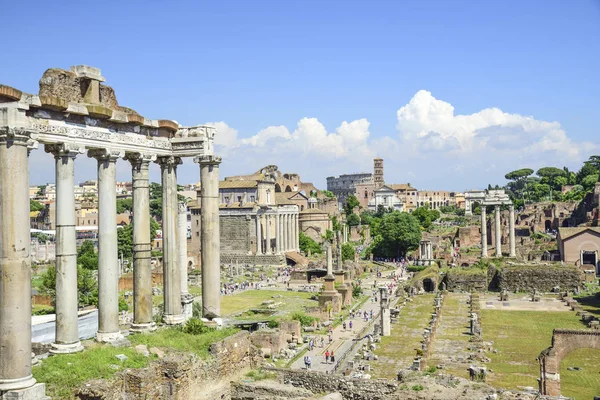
45;143;85;159
0;127;36;147
156;155;182;168
178;202;187;214
124;152;156;167
509;203;515;211
194;154;222;165
88;148;124;161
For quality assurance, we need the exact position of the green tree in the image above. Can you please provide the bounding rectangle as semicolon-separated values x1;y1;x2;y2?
581;174;599;191
576;162;599;184
341;242;355;261
343;195;360;215
116;198;133;214
360;210;374;225
505;168;534;202
77;240;98;270
299;232;323;255
371;211;421;258
36;185;46;196
30;199;44;212
41;265;99;307
346;213;360;226
412;205;439;229
117;224;134;259
320;190;335;199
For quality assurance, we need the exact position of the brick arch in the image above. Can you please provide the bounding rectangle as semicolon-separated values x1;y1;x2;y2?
538;329;600;396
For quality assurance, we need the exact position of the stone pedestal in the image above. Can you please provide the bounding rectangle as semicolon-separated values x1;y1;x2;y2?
1;383;50;400
335;271;352;307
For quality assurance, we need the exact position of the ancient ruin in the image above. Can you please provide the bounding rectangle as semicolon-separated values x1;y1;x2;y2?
0;66;221;398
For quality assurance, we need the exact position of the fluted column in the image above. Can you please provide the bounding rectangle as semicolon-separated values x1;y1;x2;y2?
275;213;281;254
127;153;156;333
196;155;222;319
0;130;37;391
255;213;262;255
294;213;299;251
495;205;502;257
284;214;289;252
265;214;272;254
89;149;124;343
509;204;516;257
157;156;184;325
481;206;487;258
46;144;84;353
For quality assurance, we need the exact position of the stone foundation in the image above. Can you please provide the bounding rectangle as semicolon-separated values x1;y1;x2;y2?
220;253;285;266
497;265;582;292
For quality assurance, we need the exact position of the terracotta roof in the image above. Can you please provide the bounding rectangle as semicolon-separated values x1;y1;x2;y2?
275;192;294;205
219;180;258;189
389;183;416;191
558;227;600;240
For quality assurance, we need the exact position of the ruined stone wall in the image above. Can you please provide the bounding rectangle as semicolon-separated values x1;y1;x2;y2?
220;253;284;265
350;225;369;242
456;226;481;248
275;369;398;400
76;331;262;400
497;265;582;292
220;215;252;253
444;270;488;291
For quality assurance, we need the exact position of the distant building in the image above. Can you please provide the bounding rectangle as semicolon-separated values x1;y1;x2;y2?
368;185;404;212
557;227;600;274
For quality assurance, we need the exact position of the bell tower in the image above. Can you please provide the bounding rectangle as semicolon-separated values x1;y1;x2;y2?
374;158;384;188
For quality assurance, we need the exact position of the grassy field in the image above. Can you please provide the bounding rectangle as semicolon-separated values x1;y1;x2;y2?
33;326;237;399
371;294;435;379
221;289;316;317
481;309;600;399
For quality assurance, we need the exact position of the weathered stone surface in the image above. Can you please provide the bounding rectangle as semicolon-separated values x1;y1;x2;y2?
497;265;582;292
39;68;119;109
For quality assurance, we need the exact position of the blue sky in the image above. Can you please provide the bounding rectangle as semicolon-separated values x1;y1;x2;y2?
2;0;599;190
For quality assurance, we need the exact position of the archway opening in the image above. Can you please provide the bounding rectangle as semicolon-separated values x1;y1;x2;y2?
545;220;552;232
460;262;470;267
285;185;292;192
275;183;282;192
423;278;435;292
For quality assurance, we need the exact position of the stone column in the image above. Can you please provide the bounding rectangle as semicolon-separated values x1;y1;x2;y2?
380;287;391;336
196;155;222;319
0;130;38;392
285;214;290;252
275;213;280;254
294;213;299;251
255;213;262;255
178;202;193;320
157;156;184;325
127;153;156;333
46;144;84;353
265;214;271;254
481;206;487;258
509;204;516;257
89;149;124;343
495;205;502;257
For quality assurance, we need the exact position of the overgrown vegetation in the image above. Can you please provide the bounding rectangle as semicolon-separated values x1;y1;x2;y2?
291;311;317;326
299;231;323;255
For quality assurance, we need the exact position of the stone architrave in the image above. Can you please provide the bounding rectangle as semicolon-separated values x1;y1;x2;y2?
46;143;85;354
89;149;125;343
495;205;502;257
178;202;194;320
158;156;184;325
127;153;157;333
196;155;222;319
0;129;39;392
480;207;487;258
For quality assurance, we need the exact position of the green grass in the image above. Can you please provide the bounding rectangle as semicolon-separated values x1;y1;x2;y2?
32;304;54;315
481;309;600;399
371;294;435;379
33;343;150;399
221;289;315;317
31;274;44;291
129;326;239;358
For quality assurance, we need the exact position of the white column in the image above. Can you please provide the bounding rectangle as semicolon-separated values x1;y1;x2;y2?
46;144;84;353
265;214;271;254
284;214;290;252
275;213;280;254
0;130;37;391
89;149;124;343
196;155;222;319
481;206;487;258
294;213;299;251
127;153;155;333
255;213;262;255
495;205;502;257
158;156;183;325
509;204;516;257
178;202;193;320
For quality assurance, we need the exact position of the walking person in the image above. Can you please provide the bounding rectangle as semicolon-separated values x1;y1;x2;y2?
304;355;309;370
330;350;335;364
325;350;330;364
307;355;311;370
349;320;353;331
343;322;347;331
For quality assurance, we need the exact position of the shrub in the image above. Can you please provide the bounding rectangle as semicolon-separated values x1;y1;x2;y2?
299;232;323;255
291;312;317;327
411;384;424;391
182;317;214;335
267;319;279;329
407;265;427;273
192;302;202;318
352;282;363;298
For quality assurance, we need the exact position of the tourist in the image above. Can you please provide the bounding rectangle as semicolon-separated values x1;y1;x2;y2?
309;339;314;351
328;333;332;344
325;350;330;364
370;310;373;320
330;351;335;364
320;337;324;348
349;320;353;330
304;355;309;369
343;322;347;330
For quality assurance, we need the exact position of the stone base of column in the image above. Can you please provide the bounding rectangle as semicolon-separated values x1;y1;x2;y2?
129;322;157;333
95;331;125;344
181;293;194;321
0;383;50;400
0;376;37;393
50;341;84;354
201;317;223;329
163;314;185;325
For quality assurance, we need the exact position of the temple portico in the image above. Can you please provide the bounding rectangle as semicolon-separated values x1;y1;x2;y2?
480;190;516;259
0;65;221;398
